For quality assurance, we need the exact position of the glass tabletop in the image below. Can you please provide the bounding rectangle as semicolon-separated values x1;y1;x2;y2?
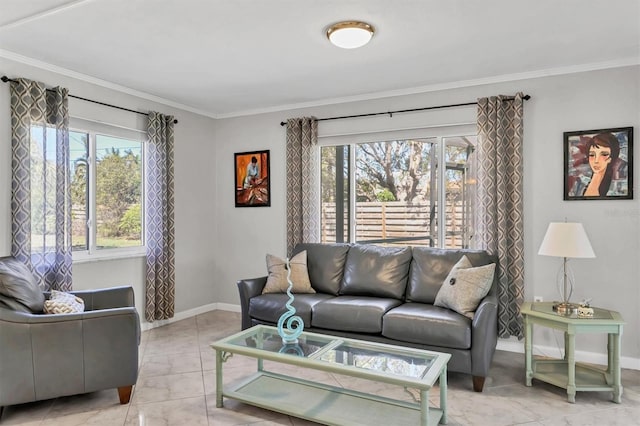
223;326;334;358
317;341;434;379
217;325;441;380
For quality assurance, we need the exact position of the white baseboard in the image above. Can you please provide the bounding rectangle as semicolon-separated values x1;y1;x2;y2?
216;303;241;313
140;303;217;331
497;338;640;371
140;302;242;331
140;304;640;371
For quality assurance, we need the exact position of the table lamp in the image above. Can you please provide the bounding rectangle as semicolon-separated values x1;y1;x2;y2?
538;222;595;314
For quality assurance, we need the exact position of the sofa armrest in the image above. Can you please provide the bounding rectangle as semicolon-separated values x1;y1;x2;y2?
237;277;267;330
470;292;499;377
70;286;135;310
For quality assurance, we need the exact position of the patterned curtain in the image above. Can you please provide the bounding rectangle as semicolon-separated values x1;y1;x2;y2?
9;78;72;291
285;117;319;256
145;112;176;321
476;93;525;339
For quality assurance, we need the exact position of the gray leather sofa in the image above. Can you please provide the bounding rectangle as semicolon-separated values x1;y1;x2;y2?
237;243;499;392
0;279;140;417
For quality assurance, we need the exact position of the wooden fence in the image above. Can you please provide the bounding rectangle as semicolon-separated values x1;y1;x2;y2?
321;201;469;248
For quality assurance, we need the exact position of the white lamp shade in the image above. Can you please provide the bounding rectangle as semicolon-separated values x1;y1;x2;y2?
327;22;374;49
538;222;596;258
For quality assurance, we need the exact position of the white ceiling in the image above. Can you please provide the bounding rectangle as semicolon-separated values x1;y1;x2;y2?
1;0;639;118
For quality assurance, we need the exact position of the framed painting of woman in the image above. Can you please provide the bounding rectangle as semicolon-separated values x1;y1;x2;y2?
564;127;633;200
234;150;271;207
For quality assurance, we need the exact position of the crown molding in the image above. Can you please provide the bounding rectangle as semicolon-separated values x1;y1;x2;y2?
0;0;95;30
0;48;217;119
217;56;640;119
1;47;637;121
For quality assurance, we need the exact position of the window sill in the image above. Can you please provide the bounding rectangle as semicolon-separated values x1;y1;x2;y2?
73;248;146;264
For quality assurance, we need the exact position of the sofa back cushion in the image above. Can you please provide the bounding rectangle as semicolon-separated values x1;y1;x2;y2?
340;245;412;299
406;247;498;304
292;243;350;295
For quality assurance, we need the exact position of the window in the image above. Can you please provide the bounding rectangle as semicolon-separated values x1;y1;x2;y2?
28;125;60;252
69;127;144;258
320;134;477;249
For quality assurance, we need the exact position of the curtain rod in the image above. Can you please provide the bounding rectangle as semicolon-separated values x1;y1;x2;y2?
279;94;531;126
1;76;178;124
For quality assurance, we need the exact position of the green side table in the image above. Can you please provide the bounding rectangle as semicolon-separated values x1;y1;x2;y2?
521;301;624;403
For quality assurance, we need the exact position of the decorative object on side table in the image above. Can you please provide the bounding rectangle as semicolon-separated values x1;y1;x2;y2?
276;257;304;344
538;221;595;315
577;299;594;318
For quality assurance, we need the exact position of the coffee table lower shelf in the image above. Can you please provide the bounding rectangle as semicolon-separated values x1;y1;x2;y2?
222;371;444;426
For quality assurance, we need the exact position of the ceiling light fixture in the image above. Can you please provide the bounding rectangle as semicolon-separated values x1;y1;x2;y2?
326;21;374;49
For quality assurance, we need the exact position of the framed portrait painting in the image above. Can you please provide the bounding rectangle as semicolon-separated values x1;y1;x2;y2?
564;127;633;200
234;150;271;207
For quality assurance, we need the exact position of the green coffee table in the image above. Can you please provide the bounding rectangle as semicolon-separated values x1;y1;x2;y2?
211;325;450;425
522;302;624;403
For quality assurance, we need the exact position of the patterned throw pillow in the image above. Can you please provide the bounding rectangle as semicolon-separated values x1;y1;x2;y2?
262;250;315;294
434;256;496;319
44;290;85;314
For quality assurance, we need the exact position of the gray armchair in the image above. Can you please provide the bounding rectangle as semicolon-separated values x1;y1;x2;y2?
0;285;140;417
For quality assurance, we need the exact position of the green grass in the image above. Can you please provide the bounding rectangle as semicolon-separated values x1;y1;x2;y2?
96;237;142;249
71;234;142;250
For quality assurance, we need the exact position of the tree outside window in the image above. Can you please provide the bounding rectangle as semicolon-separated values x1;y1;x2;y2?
70;131;143;252
321;135;476;249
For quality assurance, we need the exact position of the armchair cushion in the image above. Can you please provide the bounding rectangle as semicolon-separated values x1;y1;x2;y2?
0;256;44;313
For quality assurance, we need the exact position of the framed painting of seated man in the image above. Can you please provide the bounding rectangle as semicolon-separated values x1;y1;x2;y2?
235;150;271;207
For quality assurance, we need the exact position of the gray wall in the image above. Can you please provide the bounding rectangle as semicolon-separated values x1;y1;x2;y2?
1;57;638;364
0;57;218;325
214;66;640;364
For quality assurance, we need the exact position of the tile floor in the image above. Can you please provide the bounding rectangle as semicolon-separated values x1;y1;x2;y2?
1;310;639;425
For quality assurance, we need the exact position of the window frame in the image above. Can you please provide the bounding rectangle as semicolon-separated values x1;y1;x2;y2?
69;122;146;263
319;124;477;249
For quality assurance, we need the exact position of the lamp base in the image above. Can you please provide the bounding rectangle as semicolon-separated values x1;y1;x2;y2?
553;302;579;316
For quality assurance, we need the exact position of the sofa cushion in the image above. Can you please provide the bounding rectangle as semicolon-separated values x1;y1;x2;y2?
382;303;471;349
312;296;401;333
263;251;315;294
249;293;333;328
0;256;44;313
434;260;496;318
406;247;498;304
292;243;350;295
340;245;412;299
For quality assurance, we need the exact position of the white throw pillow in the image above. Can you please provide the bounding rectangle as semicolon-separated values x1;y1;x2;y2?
434;256;495;319
262;250;315;294
44;290;85;314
